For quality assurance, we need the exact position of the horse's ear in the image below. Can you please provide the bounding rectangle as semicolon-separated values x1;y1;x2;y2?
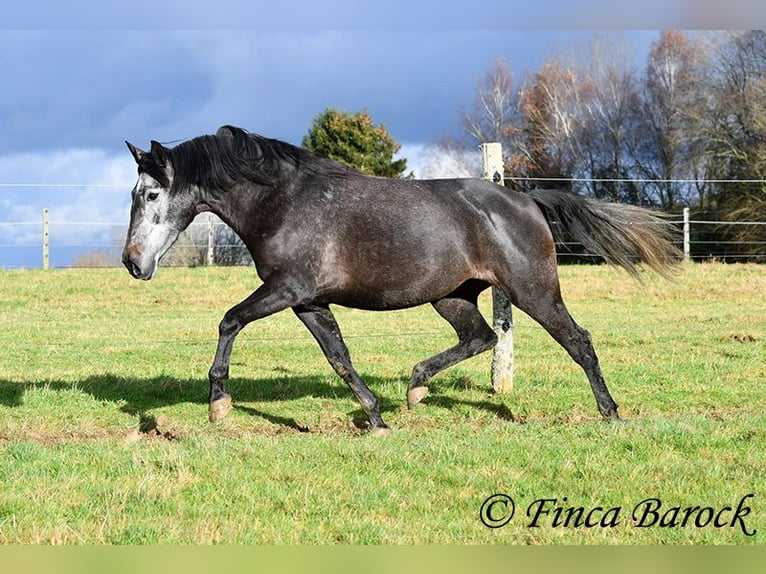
150;140;169;168
125;141;146;164
216;125;239;138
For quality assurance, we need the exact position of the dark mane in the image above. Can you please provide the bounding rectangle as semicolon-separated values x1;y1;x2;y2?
164;125;358;193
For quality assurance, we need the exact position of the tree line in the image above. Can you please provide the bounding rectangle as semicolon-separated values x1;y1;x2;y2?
450;30;766;259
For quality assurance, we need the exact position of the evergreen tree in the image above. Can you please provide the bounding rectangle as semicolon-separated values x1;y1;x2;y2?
302;108;409;178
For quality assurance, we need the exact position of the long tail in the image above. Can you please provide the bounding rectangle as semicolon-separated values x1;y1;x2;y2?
528;189;682;280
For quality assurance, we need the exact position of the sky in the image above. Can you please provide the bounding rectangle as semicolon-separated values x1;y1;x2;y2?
0;1;762;268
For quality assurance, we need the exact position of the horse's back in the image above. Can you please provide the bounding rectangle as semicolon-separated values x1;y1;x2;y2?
329;175;544;232
349;176;554;260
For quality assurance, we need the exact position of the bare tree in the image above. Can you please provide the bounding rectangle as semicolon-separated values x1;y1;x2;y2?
701;31;766;257
461;58;524;177
572;34;643;202
634;30;711;210
518;60;583;189
518;34;644;201
702;31;766;185
71;249;121;268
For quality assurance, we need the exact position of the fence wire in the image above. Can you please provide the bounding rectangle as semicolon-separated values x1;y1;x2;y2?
2;178;766;268
2;217;766;268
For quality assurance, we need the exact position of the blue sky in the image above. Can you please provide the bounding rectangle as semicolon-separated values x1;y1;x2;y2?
2;29;647;155
0;1;761;268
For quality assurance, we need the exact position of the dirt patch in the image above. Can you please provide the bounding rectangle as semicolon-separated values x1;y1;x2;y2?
132;414;181;442
728;333;757;343
273;422;311;435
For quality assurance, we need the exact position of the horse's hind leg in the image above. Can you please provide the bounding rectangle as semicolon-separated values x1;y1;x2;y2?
501;266;621;421
407;281;497;409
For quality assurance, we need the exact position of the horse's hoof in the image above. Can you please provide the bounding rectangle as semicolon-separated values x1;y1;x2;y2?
407;386;429;409
608;411;628;425
208;395;233;422
372;426;392;437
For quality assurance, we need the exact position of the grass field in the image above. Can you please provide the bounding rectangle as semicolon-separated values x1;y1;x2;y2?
0;263;764;544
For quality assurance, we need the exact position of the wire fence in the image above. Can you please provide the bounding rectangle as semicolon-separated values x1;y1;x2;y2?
1;208;764;269
557;210;766;263
1;177;765;268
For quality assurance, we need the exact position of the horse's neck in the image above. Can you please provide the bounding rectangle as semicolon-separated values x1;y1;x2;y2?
202;181;286;244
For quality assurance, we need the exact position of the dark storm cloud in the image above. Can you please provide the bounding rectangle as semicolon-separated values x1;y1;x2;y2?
1;29;606;156
0;32;214;154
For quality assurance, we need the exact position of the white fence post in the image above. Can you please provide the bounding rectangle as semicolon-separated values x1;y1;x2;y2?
683;207;690;261
481;143;514;393
42;208;50;270
206;213;215;266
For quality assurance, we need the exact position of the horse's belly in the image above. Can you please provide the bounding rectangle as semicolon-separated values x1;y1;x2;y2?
321;260;480;311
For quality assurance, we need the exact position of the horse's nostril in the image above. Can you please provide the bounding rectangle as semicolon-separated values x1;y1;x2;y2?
122;254;142;278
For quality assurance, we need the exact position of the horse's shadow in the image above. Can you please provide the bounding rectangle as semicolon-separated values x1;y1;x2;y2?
0;372;519;432
0;373;372;432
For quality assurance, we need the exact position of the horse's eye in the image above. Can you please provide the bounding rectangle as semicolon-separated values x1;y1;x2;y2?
146;192;160;202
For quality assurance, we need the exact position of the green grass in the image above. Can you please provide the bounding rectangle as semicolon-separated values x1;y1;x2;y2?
0;263;764;543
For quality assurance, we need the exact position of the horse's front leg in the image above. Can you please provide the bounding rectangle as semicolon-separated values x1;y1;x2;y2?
208;276;310;422
293;304;390;435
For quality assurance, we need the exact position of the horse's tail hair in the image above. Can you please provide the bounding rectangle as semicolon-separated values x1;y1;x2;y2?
528;189;682;280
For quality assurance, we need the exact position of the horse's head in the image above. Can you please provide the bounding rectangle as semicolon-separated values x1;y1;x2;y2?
122;140;197;280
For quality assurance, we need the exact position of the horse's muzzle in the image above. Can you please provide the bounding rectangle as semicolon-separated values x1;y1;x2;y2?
122;248;153;280
122;253;143;279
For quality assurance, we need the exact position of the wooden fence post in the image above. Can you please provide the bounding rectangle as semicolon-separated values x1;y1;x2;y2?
480;143;514;393
683;207;690;261
206;213;215;266
42;208;50;270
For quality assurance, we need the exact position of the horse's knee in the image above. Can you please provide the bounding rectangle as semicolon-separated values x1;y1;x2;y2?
327;355;351;379
575;324;592;344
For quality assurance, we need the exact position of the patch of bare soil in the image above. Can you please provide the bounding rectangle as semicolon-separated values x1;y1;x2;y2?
124;414;181;442
728;333;757;343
